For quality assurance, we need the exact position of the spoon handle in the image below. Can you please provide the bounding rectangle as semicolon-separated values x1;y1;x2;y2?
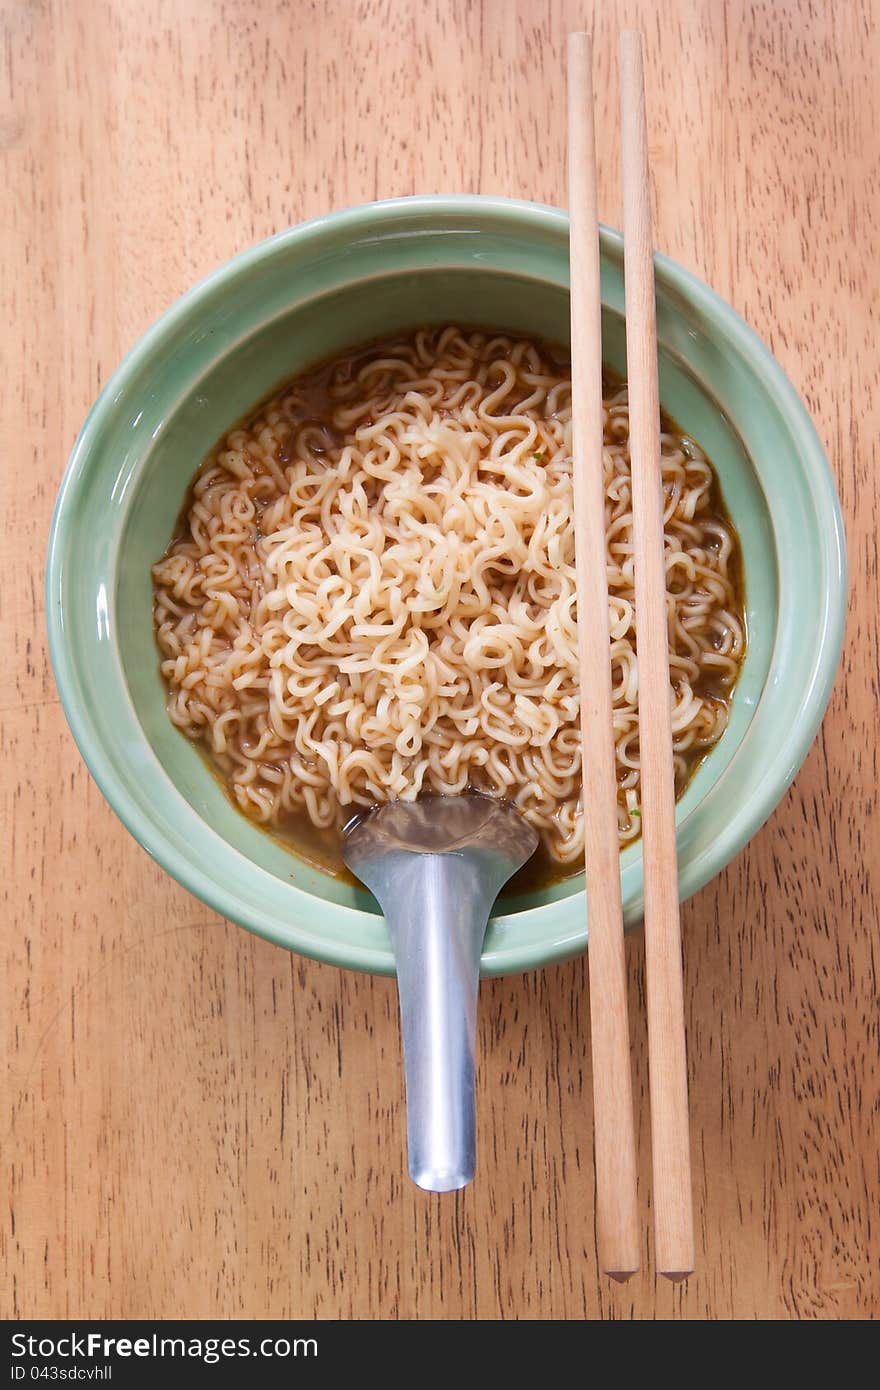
377;851;489;1192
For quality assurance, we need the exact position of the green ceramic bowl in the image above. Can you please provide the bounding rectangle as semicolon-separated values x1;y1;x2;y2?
46;196;846;977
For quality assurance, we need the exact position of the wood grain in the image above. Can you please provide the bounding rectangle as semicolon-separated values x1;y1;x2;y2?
2;0;878;1320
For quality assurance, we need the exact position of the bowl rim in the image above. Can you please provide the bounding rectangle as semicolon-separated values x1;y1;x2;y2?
46;194;847;976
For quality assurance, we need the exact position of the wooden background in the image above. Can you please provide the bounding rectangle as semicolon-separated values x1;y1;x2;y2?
3;0;878;1321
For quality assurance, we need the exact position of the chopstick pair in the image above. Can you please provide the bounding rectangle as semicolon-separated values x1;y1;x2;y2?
567;30;694;1280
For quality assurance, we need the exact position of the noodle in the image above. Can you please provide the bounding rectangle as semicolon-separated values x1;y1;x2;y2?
152;326;745;867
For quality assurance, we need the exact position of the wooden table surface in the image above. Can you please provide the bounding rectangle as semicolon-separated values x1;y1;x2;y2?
3;0;878;1321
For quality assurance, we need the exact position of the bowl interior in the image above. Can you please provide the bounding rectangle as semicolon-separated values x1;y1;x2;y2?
115;268;776;923
49;200;843;975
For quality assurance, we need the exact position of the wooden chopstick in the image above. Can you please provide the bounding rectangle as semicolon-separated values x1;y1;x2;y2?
619;29;695;1279
567;31;640;1281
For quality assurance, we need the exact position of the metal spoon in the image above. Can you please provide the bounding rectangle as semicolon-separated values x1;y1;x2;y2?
343;793;537;1193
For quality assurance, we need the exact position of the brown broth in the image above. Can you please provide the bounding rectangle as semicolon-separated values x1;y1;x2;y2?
197;753;585;901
